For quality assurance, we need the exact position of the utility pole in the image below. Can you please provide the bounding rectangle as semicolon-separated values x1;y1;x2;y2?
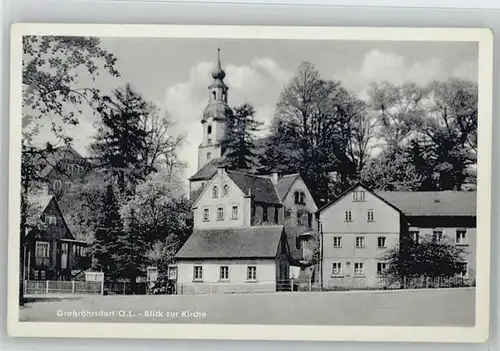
317;218;324;290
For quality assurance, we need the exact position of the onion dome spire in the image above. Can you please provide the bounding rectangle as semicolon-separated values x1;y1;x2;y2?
211;48;226;80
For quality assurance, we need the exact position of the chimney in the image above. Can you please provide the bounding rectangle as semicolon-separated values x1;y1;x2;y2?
216;164;226;176
270;172;279;184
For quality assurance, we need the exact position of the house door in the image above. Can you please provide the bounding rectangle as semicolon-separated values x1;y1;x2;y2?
61;243;69;269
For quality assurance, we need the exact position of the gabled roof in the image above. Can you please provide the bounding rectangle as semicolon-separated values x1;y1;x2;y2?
375;191;476;217
26;194;75;240
227;170;281;204
27;194;54;219
175;226;285;259
318;183;403;214
188;159;219;181
276;173;300;200
318;183;476;217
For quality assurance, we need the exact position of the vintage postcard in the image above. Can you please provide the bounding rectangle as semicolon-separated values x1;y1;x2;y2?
7;24;493;342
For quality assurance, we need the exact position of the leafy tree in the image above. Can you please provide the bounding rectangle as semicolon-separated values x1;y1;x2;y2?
221;103;262;170
261;62;365;204
121;169;190;242
92;184;123;280
141;103;186;174
57;171;110;243
365;79;477;191
368;81;428;150
418;79;478;190
382;234;467;287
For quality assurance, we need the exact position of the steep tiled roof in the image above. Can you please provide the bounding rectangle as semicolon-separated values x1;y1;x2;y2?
175;226;285;259
227;171;281;204
188;159;219;181
375;191;476;217
276;174;300;200
27;194;53;219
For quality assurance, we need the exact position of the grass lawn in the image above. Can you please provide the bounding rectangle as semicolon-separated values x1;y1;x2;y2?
19;287;475;326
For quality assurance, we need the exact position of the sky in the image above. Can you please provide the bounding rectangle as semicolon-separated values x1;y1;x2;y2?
32;37;478;180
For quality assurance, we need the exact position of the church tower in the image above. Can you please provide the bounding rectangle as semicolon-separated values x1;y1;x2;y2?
197;49;232;171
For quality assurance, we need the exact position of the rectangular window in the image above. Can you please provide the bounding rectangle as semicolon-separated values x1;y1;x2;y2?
432;229;443;243
263;206;268;223
332;262;342;275
354;262;365;275
297;210;303;225
247;266;257;281
232;205;238;220
284;208;291;219
203;208;210;222
193;266;203;281
345;210;352;222
377;262;388;275
217;206;224;221
410;231;420;243
35;242;50;258
367;210;375;222
352;191;366;202
333;236;342;248
377;236;387;248
40;270;46;280
457;262;468;277
355;236;365;248
220;266;229;280
456;230;468;245
61;243;68;254
45;216;57;225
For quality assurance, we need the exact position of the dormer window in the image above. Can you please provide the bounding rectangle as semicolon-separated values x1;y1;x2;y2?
53;179;62;191
212;185;219;198
353;191;366;202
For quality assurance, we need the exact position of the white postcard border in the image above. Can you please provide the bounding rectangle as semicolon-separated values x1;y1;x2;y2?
7;23;493;343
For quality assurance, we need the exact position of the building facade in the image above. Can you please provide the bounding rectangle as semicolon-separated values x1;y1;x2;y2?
37;146;90;198
175;226;290;293
319;185;476;289
24;194;90;281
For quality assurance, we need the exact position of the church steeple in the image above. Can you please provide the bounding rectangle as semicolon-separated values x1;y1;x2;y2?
206;48;228;106
197;49;232;171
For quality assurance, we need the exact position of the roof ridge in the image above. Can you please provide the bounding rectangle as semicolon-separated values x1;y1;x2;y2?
227;169;266;178
280;173;300;178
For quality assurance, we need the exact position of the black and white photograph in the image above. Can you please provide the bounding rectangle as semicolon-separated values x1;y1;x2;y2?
7;24;493;342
